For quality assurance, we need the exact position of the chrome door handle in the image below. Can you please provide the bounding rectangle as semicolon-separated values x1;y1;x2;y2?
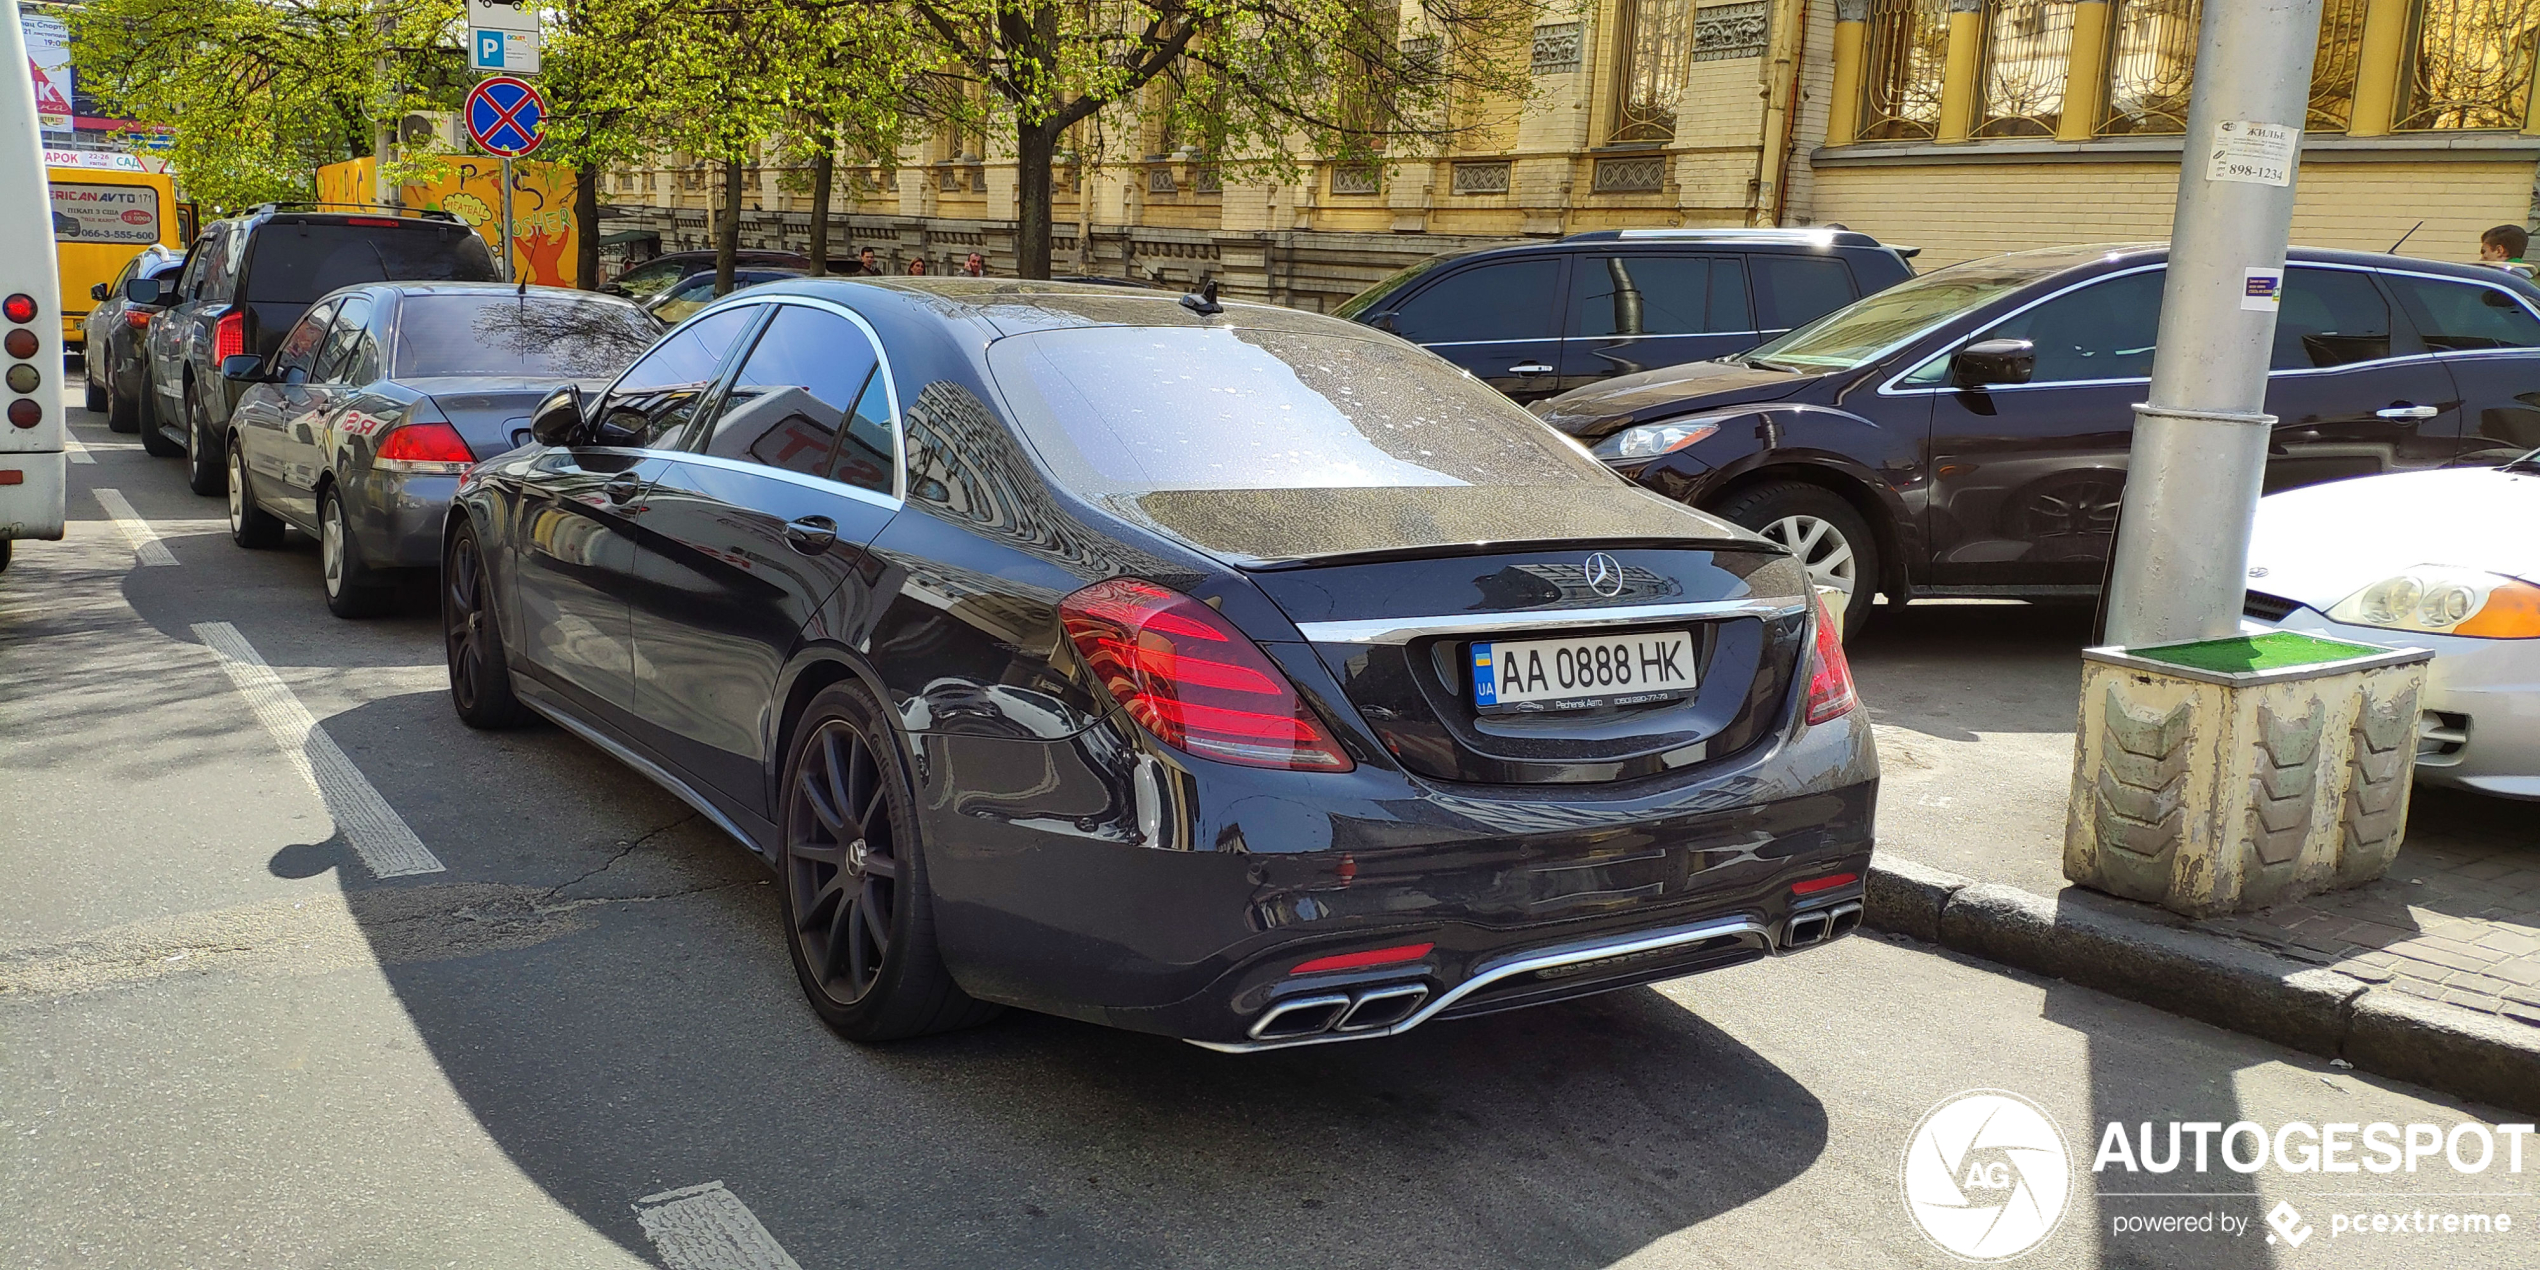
783;515;838;554
1508;362;1555;376
602;475;644;504
2375;404;2439;420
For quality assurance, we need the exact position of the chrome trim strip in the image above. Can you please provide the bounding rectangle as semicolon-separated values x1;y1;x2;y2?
1294;598;1804;645
515;682;764;854
660;450;904;513
1187;916;1771;1054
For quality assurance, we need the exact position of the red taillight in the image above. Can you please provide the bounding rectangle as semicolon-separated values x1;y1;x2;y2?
3;293;35;323
343;217;401;227
1803;590;1858;726
1291;942;1434;975
126;310;153;329
213;310;244;362
1060;578;1354;771
377;421;476;464
8;399;39;428
1791;872;1859;896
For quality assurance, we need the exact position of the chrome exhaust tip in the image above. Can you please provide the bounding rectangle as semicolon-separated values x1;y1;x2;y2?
1827;902;1863;939
1784;912;1832;948
1249;993;1352;1041
1335;983;1430;1032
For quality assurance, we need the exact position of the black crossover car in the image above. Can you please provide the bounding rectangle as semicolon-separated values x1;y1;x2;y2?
1534;243;2540;632
144;205;502;493
80;245;185;433
443;279;1877;1050
1336;228;1917;402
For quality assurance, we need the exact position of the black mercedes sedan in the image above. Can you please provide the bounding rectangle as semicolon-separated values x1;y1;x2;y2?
1533;243;2540;633
442;279;1876;1050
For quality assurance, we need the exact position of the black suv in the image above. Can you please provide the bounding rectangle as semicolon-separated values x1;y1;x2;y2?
1534;243;2540;633
1335;228;1918;402
142;206;501;493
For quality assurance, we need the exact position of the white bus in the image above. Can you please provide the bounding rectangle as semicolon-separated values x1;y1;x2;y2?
0;0;66;572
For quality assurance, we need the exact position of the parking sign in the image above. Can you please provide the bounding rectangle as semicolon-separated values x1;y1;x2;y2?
470;27;541;74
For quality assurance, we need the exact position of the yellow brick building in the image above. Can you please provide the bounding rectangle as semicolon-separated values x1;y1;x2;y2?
602;0;2540;298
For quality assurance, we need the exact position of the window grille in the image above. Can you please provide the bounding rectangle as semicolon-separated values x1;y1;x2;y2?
1860;0;1950;140
1592;154;1668;192
2397;0;2540;130
1330;165;1381;195
2102;0;2199;134
1532;21;1584;73
2308;0;2371;130
1975;1;2077;138
1451;161;1512;194
1611;0;1694;143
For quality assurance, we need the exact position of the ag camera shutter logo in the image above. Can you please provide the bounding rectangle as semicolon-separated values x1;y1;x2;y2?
1902;1090;2072;1260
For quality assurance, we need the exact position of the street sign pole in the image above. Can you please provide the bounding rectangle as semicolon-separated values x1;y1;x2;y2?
2100;0;2326;646
499;155;515;282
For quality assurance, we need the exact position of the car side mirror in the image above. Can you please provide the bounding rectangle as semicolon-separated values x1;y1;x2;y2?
122;277;162;305
219;353;268;383
1951;338;2036;388
90;282;109;301
1369;311;1398;332
529;385;586;446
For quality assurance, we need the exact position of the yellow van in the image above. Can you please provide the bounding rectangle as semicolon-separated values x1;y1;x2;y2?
45;148;183;349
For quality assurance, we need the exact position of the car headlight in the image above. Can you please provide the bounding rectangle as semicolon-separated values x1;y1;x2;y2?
2324;565;2540;638
1590;418;1723;462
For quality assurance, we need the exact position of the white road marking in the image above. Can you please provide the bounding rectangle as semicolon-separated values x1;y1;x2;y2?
64;434;93;464
189;621;446;879
92;488;178;566
633;1182;804;1270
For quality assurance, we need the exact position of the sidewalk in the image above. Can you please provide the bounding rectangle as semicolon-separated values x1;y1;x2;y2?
1848;601;2540;1105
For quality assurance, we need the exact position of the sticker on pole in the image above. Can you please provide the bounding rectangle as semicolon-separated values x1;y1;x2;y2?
465;76;547;158
2206;120;2299;188
2242;267;2284;312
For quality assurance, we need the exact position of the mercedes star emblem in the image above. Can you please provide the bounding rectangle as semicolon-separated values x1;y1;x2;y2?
1584;552;1625;598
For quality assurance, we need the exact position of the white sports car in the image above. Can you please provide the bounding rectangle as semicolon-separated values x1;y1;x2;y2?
2242;452;2540;800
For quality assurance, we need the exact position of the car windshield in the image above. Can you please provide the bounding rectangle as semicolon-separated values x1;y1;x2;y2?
392;293;661;379
241;223;500;304
2503;446;2540;474
1742;254;2077;371
989;326;1614;494
1332;253;1459;321
610;257;695;300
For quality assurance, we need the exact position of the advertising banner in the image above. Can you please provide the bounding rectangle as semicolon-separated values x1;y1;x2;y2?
22;11;73;134
48;182;160;245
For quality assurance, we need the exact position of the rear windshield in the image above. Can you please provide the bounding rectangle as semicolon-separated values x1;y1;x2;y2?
988;326;1614;494
242;223;500;304
392;293;661;379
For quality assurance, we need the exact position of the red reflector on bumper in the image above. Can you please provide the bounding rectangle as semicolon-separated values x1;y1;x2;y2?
1791;872;1859;896
1291;942;1434;975
0;469;23;485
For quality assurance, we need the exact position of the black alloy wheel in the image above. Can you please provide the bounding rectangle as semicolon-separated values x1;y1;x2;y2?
227;438;284;548
779;682;996;1042
184;383;225;496
443;525;531;728
104;368;139;433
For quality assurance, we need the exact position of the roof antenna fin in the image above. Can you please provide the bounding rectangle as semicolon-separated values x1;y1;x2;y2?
1180;277;1222;316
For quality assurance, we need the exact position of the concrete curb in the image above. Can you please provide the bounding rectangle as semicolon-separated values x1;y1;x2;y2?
1863;859;2540;1116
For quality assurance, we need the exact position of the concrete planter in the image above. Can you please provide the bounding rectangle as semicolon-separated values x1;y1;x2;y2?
2064;633;2431;917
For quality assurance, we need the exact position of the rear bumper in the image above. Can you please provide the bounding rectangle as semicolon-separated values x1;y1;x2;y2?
347;470;461;570
0;453;68;540
919;698;1878;1047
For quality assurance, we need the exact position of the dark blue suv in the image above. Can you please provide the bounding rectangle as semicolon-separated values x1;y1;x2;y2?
1335;228;1917;402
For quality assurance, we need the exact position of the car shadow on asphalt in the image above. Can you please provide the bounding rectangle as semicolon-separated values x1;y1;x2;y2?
1847;601;2097;742
288;690;1834;1269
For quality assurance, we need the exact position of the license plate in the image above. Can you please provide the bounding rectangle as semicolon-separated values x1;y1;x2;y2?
1469;629;1697;712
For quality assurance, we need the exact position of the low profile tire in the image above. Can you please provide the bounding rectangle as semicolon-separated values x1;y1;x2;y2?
184;384;225;496
779;681;998;1043
227;438;284;549
138;385;182;457
443;523;533;729
1712;481;1881;637
84;372;106;414
105;373;140;433
319;486;392;619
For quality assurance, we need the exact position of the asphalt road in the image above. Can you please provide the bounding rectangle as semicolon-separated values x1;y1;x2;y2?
5;385;2534;1269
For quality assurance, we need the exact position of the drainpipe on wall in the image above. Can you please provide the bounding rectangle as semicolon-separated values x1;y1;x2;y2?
1751;0;1808;226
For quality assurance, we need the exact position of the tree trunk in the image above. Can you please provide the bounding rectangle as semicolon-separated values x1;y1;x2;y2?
808;131;834;276
1015;120;1056;280
574;161;601;290
715;155;742;296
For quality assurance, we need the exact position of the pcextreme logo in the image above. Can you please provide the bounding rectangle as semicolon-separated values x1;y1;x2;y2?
1902;1090;2073;1261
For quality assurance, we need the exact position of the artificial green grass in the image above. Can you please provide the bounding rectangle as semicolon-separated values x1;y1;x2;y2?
2128;630;2390;675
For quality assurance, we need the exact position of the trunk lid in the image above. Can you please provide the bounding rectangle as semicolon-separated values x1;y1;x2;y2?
411;376;608;458
1250;542;1815;785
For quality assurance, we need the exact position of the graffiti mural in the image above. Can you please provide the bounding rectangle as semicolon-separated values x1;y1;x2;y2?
315;156;580;288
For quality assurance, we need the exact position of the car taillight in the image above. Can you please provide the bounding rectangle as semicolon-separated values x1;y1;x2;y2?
126;310;153;329
343;217;401;227
2;293;34;323
1060;578;1354;771
1803;590;1858;726
377;421;476;465
213;310;244;361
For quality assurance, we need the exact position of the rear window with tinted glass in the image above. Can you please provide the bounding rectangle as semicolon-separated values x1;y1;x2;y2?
242;223;500;304
988;326;1615;494
392;293;661;379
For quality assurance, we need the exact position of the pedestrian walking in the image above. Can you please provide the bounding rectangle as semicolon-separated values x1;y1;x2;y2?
2480;224;2531;276
964;252;986;277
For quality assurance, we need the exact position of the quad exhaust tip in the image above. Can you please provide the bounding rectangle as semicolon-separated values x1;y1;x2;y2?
1249;982;1433;1041
1782;901;1862;950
